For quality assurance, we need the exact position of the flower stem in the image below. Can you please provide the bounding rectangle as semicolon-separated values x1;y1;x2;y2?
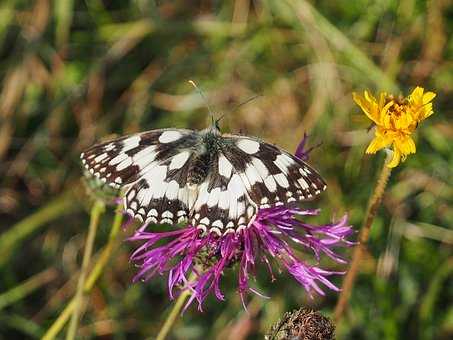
41;204;123;340
334;153;393;322
156;276;195;340
66;200;105;340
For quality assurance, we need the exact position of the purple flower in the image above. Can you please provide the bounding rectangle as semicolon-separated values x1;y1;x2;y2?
128;207;353;310
295;132;322;161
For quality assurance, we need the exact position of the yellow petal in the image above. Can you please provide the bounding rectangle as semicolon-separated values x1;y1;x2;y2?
410;86;424;102
365;134;391;154
378;92;387;110
353;92;380;124
380;100;394;128
364;90;377;104
387;148;401;168
422;103;434;119
397;135;416;155
422;91;436;104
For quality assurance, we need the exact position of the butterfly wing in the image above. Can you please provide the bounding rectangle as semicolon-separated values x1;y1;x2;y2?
221;134;326;208
189;134;326;235
190;153;256;235
81;129;198;188
124;150;198;224
81;129;200;224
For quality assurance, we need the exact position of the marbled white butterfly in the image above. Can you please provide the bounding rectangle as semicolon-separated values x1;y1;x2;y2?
81;121;326;236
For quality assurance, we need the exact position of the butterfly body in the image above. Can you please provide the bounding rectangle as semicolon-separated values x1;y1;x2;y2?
81;123;326;236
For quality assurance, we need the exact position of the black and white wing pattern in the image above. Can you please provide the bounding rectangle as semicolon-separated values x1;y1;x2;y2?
81;127;326;235
221;134;326;209
81;129;200;224
190;152;257;235
188;134;326;235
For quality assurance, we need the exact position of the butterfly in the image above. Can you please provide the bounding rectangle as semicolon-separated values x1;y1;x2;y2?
80;121;326;236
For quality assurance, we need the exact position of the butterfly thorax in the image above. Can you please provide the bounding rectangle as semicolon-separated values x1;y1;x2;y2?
187;127;223;189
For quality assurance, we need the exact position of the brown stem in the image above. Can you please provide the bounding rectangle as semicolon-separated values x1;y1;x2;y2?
334;153;393;322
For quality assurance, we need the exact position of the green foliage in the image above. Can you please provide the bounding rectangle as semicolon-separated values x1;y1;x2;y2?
0;0;451;339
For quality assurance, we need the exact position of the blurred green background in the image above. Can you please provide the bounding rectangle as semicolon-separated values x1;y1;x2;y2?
0;1;452;339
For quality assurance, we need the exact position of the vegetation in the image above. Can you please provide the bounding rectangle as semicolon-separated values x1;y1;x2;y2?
1;1;451;339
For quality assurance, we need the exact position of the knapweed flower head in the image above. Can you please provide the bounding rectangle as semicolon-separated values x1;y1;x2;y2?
353;87;436;168
129;207;352;310
128;136;353;310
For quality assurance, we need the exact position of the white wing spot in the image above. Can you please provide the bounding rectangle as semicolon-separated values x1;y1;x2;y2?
105;143;115;151
251;158;269;178
245;165;261;186
237;139;260;154
162;211;174;219
122;136;141;152
247;206;255;218
264;176;277;192
218;155;233;178
109;153;128;165
169;151;190;170
200;217;210;225
159;131;182;143
116;158;133;171
94;153;108;163
274;173;289;188
212;220;223;229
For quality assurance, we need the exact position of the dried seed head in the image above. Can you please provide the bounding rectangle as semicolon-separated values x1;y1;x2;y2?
266;308;335;340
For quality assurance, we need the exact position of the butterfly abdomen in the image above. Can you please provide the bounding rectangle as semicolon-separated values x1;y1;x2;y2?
187;132;222;189
187;152;211;188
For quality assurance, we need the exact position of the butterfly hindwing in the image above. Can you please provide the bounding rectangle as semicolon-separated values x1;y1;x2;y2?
190;153;256;235
124;150;198;224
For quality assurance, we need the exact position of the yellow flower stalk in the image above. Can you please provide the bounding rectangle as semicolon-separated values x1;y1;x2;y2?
353;87;436;167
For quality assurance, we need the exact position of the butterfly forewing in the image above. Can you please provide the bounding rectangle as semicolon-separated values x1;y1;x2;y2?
222;135;326;209
80;129;197;188
81;129;201;224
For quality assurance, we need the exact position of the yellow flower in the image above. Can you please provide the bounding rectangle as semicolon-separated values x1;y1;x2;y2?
353;87;436;168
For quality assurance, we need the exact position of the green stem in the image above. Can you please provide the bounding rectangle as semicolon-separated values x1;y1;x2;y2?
41;204;123;340
156;274;195;340
65;200;105;340
334;153;393;322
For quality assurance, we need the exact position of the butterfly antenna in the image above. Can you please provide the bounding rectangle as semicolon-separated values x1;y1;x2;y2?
216;94;262;123
188;80;215;124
